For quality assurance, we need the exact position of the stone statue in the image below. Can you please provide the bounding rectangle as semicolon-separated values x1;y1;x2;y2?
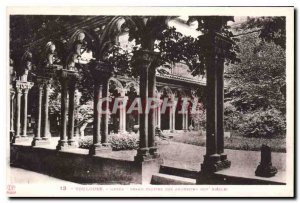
9;59;16;85
67;32;87;70
19;51;33;82
45;41;58;67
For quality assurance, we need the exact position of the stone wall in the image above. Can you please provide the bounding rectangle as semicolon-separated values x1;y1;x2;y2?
10;145;161;185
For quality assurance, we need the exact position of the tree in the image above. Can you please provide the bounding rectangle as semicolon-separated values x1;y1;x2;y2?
224;19;286;138
238;17;286;49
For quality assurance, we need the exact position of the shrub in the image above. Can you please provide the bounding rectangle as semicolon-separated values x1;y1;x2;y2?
238;108;286;138
78;136;93;149
108;133;139;150
224;101;241;131
78;133;139;151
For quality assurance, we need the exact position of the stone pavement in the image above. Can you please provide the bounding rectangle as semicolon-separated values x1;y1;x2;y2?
10;136;286;184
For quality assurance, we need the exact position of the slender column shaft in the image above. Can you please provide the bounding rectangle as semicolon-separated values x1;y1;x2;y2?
119;97;127;133
182;112;186;130
74;89;81;138
148;67;156;148
206;54;218;155
42;84;50;138
185;111;188;131
93;82;102;144
36;86;43;139
139;62;148;148
172;105;176;131
15;89;22;136
169;105;172;131
101;81;109;143
22;89;29;136
60;78;68;142
10;91;15;132
217;60;225;154
157;99;161;128
68;84;75;142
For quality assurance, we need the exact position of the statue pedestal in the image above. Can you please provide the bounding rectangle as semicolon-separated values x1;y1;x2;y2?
89;143;112;155
31;137;51;147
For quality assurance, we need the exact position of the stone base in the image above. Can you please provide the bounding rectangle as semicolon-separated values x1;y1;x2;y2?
133;155;164;184
31;138;51;147
56;139;78;151
134;147;162;162
149;146;160;158
134;148;152;162
201;154;231;173
11;135;30;144
255;163;278;177
89;143;112;155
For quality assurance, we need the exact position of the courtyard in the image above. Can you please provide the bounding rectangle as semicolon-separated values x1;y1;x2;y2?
8;12;289;190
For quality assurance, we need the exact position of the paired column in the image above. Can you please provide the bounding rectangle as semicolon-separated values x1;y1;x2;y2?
74;89;81;138
148;65;159;157
134;50;159;161
200;31;231;173
10;87;15;140
156;97;162;129
169;94;176;133
182;98;189;132
32;83;43;146
118;89;128;134
12;80;33;143
89;61;112;155
56;69;79;150
32;76;54;147
14;87;22;140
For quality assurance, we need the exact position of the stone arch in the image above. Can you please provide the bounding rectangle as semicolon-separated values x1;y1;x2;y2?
108;77;124;95
159;86;173;97
124;80;139;95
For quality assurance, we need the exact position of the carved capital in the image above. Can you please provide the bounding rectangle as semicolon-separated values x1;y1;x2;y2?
199;32;233;59
135;49;159;69
15;80;34;92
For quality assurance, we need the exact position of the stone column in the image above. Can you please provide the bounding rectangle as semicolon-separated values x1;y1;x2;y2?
200;30;232;173
92;81;102;145
56;70;69;150
185;110;188;132
148;64;159;157
32;84;43;146
89;61;112;155
134;50;157;161
22;88;29;137
119;89;128;134
216;56;231;168
67;78;76;147
170;94;176;133
42;81;51;140
182;112;186;131
157;97;162;129
74;89;81;138
12;81;33;143
10;88;15;140
200;34;221;172
14;86;22;139
100;78;110;146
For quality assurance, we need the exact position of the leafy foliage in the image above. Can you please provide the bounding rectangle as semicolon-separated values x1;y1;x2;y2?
239;17;286;49
78;134;139;151
238;109;286;138
224;17;286;138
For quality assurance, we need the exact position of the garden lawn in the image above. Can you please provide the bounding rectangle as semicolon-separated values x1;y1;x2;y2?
170;131;286;153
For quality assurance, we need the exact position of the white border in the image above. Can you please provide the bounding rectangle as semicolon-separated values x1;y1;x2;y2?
2;4;295;199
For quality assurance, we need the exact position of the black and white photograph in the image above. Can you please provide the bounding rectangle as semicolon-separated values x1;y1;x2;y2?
6;6;294;197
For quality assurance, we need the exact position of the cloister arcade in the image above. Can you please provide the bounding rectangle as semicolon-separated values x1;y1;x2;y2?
10;16;233;184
